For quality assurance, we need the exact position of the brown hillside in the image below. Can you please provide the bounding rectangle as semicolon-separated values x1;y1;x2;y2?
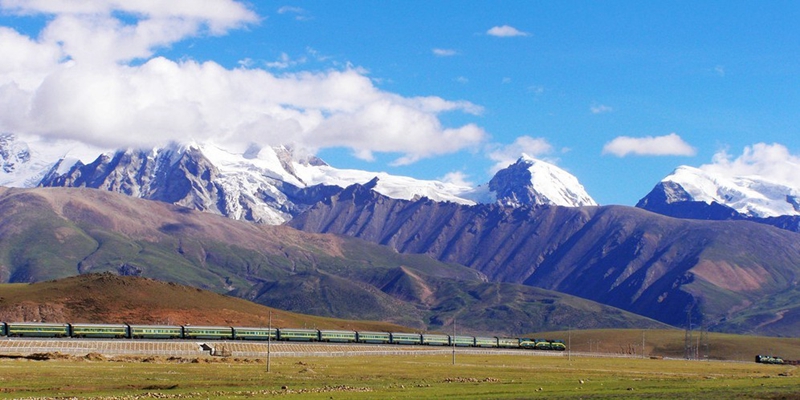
0;273;408;332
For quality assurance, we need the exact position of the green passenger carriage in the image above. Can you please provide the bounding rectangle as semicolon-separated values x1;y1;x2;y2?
70;323;129;338
278;328;319;341
355;331;390;344
390;332;421;345
7;322;69;337
232;327;277;340
128;324;183;339
182;326;234;340
319;329;357;342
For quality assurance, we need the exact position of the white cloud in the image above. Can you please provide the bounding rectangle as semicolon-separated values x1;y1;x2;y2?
487;25;529;37
714;65;725;77
602;133;696;157
488;136;553;172
701;143;800;189
455;76;469;84
590;104;613;114
432;48;457;57
0;1;487;165
440;171;473;187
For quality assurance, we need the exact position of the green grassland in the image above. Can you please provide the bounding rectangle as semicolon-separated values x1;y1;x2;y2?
0;353;797;399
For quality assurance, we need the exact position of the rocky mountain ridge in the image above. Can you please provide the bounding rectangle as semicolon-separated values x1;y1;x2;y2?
288;182;800;334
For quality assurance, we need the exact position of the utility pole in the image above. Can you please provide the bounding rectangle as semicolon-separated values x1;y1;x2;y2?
684;305;693;360
642;330;645;359
267;311;272;373
568;327;571;362
452;317;456;366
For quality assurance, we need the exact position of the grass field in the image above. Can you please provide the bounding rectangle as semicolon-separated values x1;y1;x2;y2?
0;353;798;399
533;329;800;361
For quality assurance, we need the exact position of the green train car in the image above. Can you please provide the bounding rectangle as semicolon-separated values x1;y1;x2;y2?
319;330;356;343
474;336;498;348
278;328;319;341
497;337;520;348
390;332;421;345
183;326;234;340
519;338;537;349
421;334;449;346
232;327;277;340
451;335;475;347
70;323;129;338
356;331;390;344
7;322;69;337
128;324;183;339
0;322;6;336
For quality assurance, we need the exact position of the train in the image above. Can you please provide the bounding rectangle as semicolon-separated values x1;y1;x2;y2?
0;321;566;351
755;354;800;365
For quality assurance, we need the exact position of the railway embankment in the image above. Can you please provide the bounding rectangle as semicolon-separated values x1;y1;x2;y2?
0;339;565;359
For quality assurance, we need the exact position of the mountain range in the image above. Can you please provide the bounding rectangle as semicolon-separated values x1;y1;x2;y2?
0;186;668;335
288;183;800;334
2;134;799;336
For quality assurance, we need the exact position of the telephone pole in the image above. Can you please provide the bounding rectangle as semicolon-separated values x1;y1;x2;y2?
452;317;456;365
267;311;272;373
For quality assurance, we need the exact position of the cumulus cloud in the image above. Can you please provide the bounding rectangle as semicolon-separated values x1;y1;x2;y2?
700;143;800;189
602;133;696;157
488;136;553;172
487;25;529;37
0;0;487;165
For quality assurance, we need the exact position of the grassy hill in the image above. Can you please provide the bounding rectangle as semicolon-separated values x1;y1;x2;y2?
0;273;407;332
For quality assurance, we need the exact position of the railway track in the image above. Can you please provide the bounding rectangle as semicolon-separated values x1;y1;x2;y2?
0;338;565;358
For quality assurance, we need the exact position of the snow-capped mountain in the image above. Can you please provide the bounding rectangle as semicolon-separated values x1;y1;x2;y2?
466;154;597;208
637;166;800;218
0;133;104;188
4;134;597;224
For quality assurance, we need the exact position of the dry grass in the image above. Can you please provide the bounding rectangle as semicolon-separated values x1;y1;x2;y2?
0;353;798;399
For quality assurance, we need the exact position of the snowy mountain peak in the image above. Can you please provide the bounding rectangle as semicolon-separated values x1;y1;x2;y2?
640;166;800;218
11;137;599;225
482;155;597;208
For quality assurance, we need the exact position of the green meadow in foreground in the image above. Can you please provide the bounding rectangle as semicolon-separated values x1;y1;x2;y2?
0;354;797;399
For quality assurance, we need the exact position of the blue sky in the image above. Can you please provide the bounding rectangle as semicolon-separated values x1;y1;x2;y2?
0;1;798;205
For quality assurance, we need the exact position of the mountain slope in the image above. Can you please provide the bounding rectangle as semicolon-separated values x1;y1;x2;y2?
288;183;800;335
0;186;663;335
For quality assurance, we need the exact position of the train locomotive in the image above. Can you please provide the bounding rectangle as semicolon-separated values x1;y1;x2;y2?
0;321;566;351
